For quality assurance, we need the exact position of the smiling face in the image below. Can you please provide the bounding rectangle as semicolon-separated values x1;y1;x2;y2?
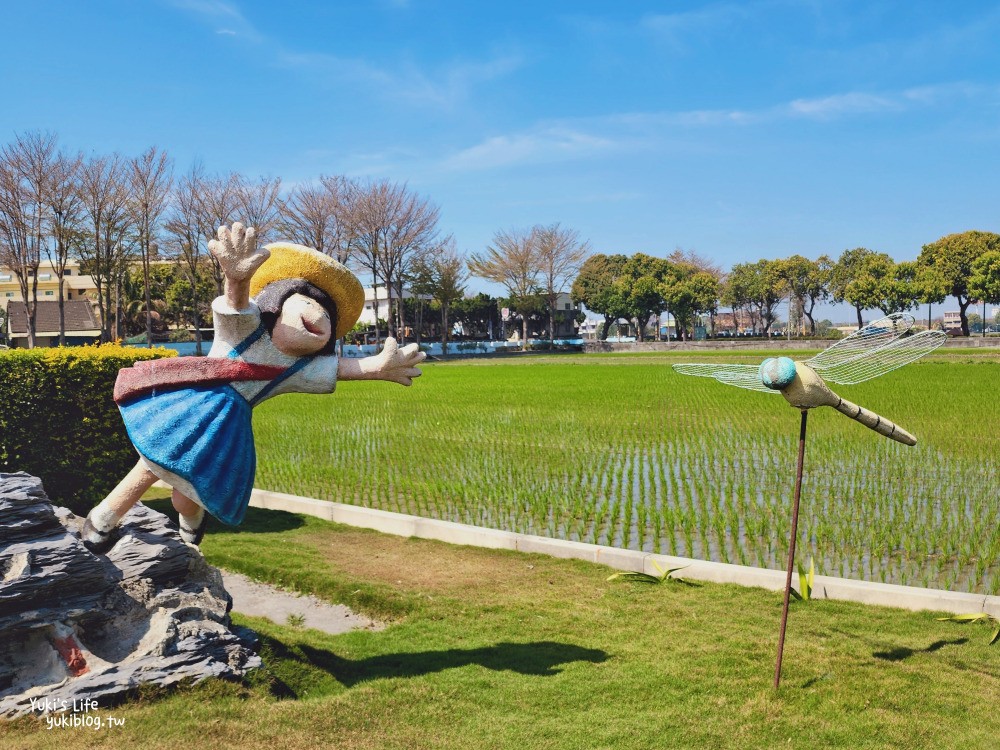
270;293;333;357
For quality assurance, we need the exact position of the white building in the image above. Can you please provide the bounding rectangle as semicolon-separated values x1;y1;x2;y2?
357;287;430;326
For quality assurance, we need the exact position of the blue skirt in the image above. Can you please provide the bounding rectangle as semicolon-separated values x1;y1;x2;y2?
120;384;256;526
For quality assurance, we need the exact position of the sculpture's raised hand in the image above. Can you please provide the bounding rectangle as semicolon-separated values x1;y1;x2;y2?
208;222;270;284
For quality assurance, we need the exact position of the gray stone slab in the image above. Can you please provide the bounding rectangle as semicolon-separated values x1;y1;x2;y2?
0;473;260;719
222;570;380;635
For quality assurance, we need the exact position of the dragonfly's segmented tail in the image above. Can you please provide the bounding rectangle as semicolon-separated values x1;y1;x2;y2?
831;394;916;446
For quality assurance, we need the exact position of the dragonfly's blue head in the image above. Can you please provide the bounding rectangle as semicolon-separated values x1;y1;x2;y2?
759;357;797;390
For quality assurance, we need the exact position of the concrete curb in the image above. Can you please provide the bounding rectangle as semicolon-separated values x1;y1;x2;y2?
249;488;1000;618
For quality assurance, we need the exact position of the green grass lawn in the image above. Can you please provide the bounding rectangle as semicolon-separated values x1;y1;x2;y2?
250;350;1000;594
7;505;1000;749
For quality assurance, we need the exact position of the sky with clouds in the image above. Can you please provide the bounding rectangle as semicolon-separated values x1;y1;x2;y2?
2;1;999;316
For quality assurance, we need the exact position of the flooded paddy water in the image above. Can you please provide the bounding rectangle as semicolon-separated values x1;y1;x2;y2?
253;352;1000;596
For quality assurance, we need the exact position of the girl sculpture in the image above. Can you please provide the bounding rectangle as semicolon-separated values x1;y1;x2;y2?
82;222;425;553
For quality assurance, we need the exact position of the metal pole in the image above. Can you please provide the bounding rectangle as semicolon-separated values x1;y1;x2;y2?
774;409;808;689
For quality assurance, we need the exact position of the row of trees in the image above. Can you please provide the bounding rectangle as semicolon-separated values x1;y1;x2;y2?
0;131;595;352
571;251;721;341
0;131;465;350
571;235;1000;340
3;129;998;350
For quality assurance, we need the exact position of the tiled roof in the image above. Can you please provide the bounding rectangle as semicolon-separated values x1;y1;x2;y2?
5;300;101;336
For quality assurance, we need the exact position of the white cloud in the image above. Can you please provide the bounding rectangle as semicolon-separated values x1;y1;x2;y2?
641;3;750;44
168;0;521;109
167;0;262;42
442;128;618;172
785;92;899;119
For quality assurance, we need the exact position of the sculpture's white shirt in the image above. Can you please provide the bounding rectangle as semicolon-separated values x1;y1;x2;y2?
208;297;339;402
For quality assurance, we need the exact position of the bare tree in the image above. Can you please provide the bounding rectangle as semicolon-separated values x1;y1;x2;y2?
235;174;282;241
0;132;59;348
341;179;440;345
78;154;134;341
278;176;351;262
128;146;173;347
166;163;210;354
411;236;467;353
533;223;589;345
196;173;240;296
44;149;84;345
469;227;541;346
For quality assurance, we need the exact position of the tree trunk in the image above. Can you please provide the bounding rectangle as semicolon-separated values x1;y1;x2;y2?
441;304;449;356
959;297;971;337
600;318;611;340
548;302;555;348
396;281;407;344
57;275;66;346
143;256;153;348
521;314;528;350
371;279;381;347
192;283;204;356
855;305;864;330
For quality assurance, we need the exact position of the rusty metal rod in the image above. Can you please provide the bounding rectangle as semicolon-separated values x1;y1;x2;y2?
774;408;808;689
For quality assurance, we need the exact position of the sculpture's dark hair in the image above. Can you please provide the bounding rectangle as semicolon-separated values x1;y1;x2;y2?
255;278;339;356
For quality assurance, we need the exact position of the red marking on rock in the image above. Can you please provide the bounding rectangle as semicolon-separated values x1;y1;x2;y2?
52;635;89;676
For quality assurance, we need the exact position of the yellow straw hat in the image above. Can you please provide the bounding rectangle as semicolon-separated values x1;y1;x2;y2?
250;242;364;340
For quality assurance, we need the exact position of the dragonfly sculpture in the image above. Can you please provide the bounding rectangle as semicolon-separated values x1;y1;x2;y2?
672;312;946;688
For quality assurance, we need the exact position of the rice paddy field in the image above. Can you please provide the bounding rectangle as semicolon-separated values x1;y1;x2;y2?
252;348;1000;596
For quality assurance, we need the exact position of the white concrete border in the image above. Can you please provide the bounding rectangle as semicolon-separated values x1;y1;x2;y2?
248;488;1000;618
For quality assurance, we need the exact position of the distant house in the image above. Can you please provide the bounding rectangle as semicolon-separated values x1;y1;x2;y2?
0;260;99;304
942;311;962;330
357;286;430;327
714;310;754;334
4;300;102;348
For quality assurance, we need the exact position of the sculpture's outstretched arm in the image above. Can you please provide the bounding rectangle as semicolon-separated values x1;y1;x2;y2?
338;337;426;386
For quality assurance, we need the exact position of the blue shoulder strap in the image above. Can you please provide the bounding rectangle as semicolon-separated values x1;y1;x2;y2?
248;357;312;407
228;324;267;358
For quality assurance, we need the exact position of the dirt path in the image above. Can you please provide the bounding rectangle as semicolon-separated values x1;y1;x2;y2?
221;570;382;635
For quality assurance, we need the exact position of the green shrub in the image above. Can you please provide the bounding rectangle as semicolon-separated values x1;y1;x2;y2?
0;344;176;514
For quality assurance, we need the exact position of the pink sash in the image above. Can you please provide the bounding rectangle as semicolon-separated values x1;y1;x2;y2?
114;358;286;405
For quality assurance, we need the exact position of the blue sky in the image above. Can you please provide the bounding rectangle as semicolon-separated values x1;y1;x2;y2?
3;1;999;319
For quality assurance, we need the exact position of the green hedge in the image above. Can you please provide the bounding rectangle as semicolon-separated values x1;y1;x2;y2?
0;344;176;515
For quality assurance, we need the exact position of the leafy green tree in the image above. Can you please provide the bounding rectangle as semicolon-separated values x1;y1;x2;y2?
874;260;923;315
829;248;895;328
570;254;632;340
722;260;785;335
919;231;1000;336
779;254;831;335
970;251;1000;306
661;267;718;341
621;253;670;341
451;293;501;339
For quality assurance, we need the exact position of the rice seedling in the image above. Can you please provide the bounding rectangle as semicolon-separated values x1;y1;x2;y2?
251;351;1000;596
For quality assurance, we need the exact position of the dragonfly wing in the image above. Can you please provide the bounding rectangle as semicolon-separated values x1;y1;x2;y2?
810;329;947;385
806;313;915;373
672;363;777;394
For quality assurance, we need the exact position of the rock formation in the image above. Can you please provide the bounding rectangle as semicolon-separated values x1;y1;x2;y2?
0;472;260;718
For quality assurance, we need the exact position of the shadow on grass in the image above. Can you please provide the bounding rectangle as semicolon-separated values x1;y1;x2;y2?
260;635;608;697
140;501;305;535
873;637;968;662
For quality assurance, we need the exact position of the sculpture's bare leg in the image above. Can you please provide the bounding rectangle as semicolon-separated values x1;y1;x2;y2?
172;489;208;545
81;461;158;553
